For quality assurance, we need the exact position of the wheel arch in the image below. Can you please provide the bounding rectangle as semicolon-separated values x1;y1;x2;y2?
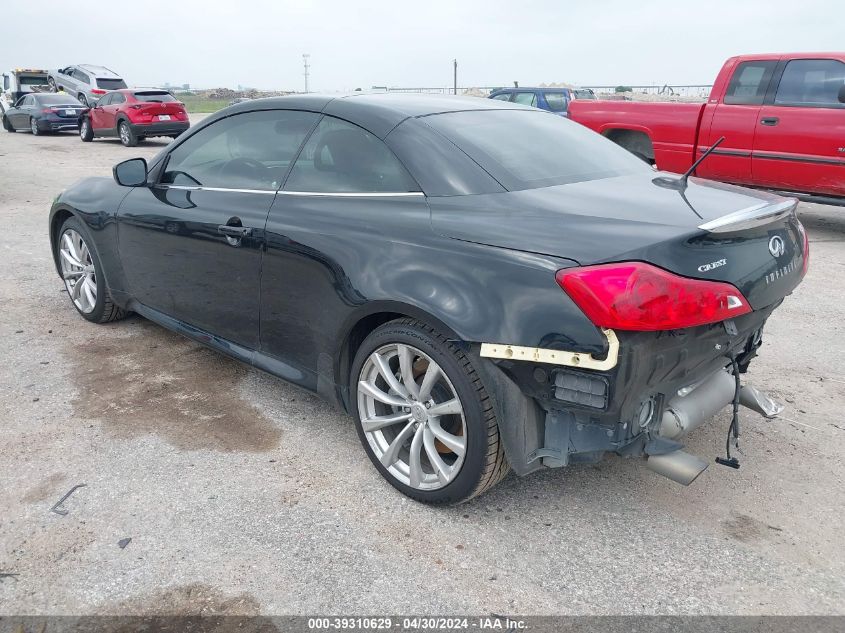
334;301;546;477
333;301;463;411
49;207;76;277
601;127;655;162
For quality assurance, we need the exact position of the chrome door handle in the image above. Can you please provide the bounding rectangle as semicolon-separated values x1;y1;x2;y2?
217;225;252;237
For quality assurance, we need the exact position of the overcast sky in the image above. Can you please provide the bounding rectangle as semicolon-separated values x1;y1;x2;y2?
3;0;843;91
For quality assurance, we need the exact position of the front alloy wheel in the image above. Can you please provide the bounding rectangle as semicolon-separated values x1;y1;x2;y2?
351;319;509;504
56;218;126;323
59;228;97;314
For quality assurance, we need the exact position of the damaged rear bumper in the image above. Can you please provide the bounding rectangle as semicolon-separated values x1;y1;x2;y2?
476;304;784;483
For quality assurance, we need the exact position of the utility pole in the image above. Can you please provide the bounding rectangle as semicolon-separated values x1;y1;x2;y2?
303;54;311;93
453;59;457;95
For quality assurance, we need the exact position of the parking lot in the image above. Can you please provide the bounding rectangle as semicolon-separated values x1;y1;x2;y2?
0;118;844;615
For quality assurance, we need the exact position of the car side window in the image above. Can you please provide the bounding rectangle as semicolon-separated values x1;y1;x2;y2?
512;92;538;107
543;93;568;112
161;109;319;191
98;94;113;106
284;116;420;193
111;93;126;105
724;61;777;105
774;59;845;107
72;69;91;84
490;93;511;101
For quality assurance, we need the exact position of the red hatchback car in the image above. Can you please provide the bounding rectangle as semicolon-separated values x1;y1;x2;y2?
79;89;190;147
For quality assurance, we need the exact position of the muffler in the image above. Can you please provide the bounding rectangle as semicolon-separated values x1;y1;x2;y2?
646;450;709;485
659;370;736;439
659;369;783;439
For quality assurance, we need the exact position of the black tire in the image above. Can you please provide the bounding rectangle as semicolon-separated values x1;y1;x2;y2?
48;77;57;92
118;120;138;147
56;216;127;324
350;318;509;504
2;116;14;132
30;117;41;136
78;93;89;108
79;117;94;142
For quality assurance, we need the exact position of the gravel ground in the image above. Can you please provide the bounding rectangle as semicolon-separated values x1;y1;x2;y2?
0;117;843;616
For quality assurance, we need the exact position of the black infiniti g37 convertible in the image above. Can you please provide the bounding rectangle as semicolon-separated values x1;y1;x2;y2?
49;94;807;504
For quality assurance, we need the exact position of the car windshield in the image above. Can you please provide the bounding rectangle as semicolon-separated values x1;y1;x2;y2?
423;109;649;190
97;78;128;90
37;94;83;105
134;91;177;103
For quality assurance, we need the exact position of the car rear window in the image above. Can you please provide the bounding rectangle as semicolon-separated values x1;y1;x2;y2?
423;110;649;191
97;78;128;90
133;91;177;103
571;89;596;100
37;94;83;106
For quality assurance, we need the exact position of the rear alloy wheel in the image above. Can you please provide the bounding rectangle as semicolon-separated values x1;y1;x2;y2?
30;118;41;135
118;121;138;147
79;118;93;142
48;77;57;92
56;218;126;323
78;93;89;107
351;319;509;504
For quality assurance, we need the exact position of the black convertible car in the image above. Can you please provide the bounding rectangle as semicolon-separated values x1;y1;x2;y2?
49;94;807;504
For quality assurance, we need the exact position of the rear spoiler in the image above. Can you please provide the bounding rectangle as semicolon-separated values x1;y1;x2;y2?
698;198;797;233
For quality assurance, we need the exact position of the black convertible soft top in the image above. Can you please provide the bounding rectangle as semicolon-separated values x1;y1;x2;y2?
207;92;532;139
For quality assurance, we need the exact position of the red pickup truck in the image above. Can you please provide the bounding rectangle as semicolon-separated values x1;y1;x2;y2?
569;53;845;204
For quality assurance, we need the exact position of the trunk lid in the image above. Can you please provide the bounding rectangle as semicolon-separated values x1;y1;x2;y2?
430;174;807;310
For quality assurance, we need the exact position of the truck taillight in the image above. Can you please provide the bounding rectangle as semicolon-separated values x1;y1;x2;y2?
555;262;751;331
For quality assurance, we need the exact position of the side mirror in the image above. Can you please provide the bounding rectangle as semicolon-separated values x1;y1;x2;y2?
113;158;148;187
839;84;845;104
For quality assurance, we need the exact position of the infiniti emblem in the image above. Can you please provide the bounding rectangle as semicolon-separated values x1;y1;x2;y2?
768;235;786;258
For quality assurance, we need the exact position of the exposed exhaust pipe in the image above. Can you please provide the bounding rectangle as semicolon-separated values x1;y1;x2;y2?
646;450;709;485
647;367;783;485
658;370;783;439
659;370;736;439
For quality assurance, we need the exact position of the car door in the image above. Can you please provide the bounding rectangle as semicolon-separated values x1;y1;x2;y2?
100;92;122;131
8;96;30;127
116;109;320;351
71;69;90;99
62;67;80;94
753;58;845;197
696;59;778;185
89;92;111;130
260;115;425;392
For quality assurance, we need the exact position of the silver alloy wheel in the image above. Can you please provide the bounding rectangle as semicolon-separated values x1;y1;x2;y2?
119;123;129;145
80;120;88;137
59;228;97;314
358;343;467;491
30;118;37;134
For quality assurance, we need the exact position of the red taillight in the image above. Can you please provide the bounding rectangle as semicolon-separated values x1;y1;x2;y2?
42;108;57;114
555;262;752;331
91;88;106;95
